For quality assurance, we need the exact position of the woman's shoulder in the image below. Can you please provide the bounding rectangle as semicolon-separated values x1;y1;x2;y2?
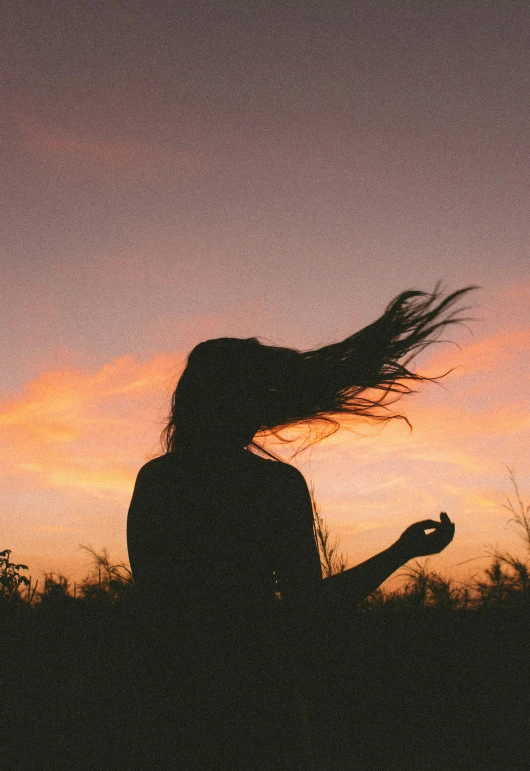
249;453;308;491
134;453;176;483
135;450;306;486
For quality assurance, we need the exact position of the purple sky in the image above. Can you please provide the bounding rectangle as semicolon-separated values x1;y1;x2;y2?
2;1;530;585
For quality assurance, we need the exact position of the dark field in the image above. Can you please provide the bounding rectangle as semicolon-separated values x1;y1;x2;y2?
2;603;529;771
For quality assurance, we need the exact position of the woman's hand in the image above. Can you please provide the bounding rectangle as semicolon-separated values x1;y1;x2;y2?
323;512;455;606
393;512;455;561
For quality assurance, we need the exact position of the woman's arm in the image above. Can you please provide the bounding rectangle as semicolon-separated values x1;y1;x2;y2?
322;542;408;607
274;465;455;610
321;513;455;606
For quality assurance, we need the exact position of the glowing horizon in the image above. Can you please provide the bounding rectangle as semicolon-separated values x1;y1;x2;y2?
2;293;530;588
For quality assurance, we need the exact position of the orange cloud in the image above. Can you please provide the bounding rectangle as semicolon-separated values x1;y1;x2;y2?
0;353;183;498
283;318;530;575
4;318;530;582
421;328;530;381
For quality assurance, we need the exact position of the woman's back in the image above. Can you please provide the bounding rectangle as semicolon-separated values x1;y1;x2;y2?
126;450;313;770
127;449;289;620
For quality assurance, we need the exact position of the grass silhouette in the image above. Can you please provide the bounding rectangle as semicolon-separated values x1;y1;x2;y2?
1;471;530;769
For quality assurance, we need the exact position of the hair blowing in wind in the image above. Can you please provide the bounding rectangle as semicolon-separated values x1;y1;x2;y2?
162;285;476;454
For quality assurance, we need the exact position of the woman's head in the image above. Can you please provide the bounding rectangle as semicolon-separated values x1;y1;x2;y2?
162;285;476;453
162;337;298;450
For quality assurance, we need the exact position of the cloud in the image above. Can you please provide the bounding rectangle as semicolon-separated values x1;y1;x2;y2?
420;327;530;381
280;317;530;571
22;126;176;175
0;352;183;498
3;318;530;574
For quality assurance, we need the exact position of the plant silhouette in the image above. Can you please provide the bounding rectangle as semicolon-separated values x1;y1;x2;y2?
4;469;530;768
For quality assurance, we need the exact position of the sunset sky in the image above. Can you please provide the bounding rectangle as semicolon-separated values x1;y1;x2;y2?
2;1;530;589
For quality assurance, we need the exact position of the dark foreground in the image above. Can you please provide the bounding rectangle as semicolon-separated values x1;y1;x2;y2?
1;604;529;771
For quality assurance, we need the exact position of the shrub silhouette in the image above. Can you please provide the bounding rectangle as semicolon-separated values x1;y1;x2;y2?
0;549;31;607
3;467;530;769
77;545;136;607
37;572;76;613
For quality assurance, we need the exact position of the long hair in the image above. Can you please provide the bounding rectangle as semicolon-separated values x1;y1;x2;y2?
161;285;476;455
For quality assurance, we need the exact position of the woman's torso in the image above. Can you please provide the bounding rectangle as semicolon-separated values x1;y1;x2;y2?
126;450;314;769
127;449;288;628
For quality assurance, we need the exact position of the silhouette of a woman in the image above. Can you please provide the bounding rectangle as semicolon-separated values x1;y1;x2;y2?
127;287;472;770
